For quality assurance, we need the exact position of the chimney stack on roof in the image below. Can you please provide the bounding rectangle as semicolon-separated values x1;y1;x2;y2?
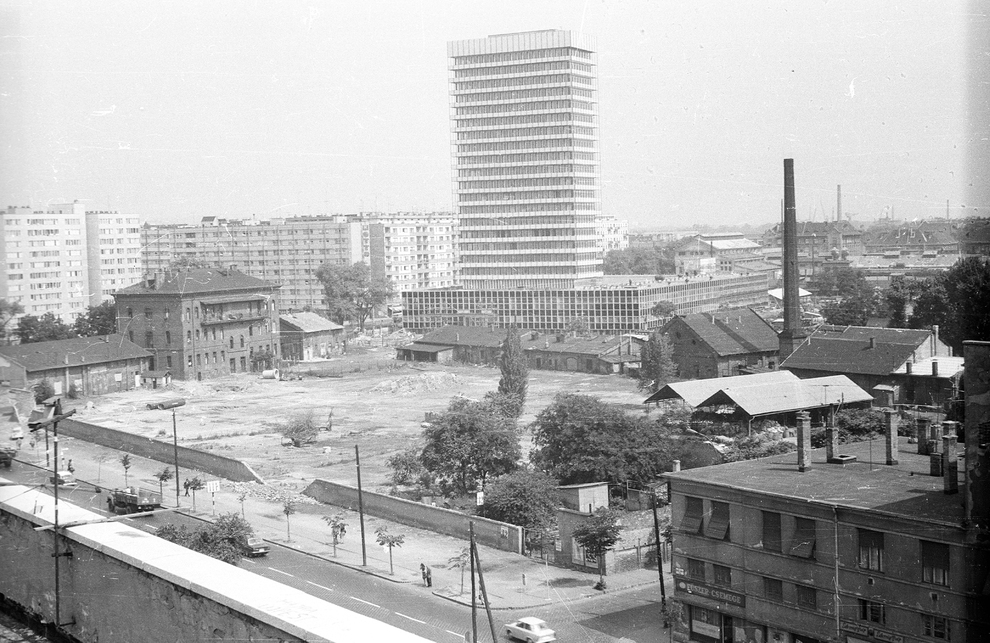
932;359;939;377
942;424;959;495
884;409;899;465
797;411;812;472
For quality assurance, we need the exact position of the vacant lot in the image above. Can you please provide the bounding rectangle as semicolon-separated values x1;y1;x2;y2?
67;346;648;491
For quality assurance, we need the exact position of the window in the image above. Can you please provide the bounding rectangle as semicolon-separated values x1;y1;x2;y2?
763;512;781;552
145;332;153;348
249;325;254;336
127;307;133;318
164;308;169;320
144;307;152;319
128;330;134;343
859;599;885;624
790;517;816;559
687;558;705;581
680;497;703;534
187;355;193;367
196;354;202;367
922;614;950;640
796;585;816;610
763;577;783;602
922;541;949;586
704;501;730;540
239;335;245;348
165;331;171;345
186;331;192;344
229;337;234;349
859;529;884;572
166;356;172;368
712;564;731;587
195;329;200;340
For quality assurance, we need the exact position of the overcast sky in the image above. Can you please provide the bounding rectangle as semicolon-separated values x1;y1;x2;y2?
0;1;979;229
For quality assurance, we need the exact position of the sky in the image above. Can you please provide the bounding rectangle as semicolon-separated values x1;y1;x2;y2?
0;1;982;230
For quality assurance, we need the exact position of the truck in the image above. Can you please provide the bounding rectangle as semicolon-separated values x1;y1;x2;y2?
109;486;163;515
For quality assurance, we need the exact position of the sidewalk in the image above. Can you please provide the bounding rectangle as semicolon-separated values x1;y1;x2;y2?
14;436;669;611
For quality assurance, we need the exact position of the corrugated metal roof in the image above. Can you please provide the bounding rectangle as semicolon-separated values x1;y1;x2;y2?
419;325;528;348
0;334;149;372
279;312;343;334
781;337;917;376
398;343;452;354
643;370;799;406
696;375;872;417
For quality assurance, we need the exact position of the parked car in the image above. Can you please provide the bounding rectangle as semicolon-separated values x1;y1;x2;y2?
505;617;556;643
243;536;270;557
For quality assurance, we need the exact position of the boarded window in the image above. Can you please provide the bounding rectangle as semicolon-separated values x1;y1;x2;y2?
704;501;730;540
687;558;705;580
790;517;816;559
763;511;781;552
713;564;731;587
680;497;703;534
796;585;816;610
764;577;782;601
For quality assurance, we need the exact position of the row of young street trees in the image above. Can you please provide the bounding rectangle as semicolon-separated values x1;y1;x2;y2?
0;300;118;345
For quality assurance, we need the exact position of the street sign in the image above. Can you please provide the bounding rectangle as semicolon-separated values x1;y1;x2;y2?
206;480;220;494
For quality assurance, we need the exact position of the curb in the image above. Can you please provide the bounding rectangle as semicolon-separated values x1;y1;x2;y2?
431;577;661;611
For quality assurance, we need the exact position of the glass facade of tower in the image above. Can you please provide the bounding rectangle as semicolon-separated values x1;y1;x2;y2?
448;30;603;290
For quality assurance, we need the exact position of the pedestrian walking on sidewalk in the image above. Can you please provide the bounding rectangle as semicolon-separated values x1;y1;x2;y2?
420;563;427;586
426;566;432;587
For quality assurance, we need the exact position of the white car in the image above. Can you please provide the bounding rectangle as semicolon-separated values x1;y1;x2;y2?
504;617;556;643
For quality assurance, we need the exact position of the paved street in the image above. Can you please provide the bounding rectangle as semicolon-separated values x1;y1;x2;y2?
3;442;673;642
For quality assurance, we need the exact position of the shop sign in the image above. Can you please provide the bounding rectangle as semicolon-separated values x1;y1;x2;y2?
674;576;746;608
840;621;903;643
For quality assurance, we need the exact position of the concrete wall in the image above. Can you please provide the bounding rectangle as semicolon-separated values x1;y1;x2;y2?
59;418;263;483
0;483;431;643
303;479;523;554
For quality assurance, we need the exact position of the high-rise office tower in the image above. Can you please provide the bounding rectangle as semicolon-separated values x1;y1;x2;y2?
448;30;603;290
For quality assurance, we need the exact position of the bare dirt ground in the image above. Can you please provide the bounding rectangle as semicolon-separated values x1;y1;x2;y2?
64;344;648;493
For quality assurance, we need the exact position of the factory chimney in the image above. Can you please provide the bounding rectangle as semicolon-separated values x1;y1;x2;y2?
837;185;842;222
778;159;808;359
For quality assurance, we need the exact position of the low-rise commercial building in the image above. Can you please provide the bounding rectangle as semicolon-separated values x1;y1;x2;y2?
279;311;343;362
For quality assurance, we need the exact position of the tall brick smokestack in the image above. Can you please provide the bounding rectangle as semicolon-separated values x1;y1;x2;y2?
837;184;842;222
779;159;808;359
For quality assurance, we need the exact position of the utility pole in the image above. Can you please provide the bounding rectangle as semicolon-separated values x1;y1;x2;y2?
651;491;668;626
471;528;497;643
469;522;477;643
355;445;367;566
172;409;181;506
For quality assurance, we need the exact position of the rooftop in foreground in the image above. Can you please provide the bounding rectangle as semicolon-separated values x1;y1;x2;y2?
667;438;965;526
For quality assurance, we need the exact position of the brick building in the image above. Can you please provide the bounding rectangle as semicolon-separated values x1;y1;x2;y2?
661;308;781;379
113;269;280;380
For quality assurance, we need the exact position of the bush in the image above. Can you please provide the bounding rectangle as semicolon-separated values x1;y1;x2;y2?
67;382;79;399
33;378;55;404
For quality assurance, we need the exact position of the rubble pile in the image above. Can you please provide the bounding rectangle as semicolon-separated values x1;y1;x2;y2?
229;480;320;505
369;372;459;396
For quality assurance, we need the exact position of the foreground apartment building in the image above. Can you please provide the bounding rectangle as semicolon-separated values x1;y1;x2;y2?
666;341;990;643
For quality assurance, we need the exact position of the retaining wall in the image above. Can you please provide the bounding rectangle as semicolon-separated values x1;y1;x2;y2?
303;479;523;554
59;418;263;483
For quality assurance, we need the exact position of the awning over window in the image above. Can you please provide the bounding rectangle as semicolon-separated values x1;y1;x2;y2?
704;502;730;540
680;497;703;534
790;518;817;558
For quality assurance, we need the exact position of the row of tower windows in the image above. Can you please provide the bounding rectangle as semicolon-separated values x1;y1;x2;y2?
451;47;592;66
454;99;593;116
453;60;592;78
457;138;595;154
455;86;593;104
453;73;593;92
457;151;597;166
455;112;594;128
456;125;595;141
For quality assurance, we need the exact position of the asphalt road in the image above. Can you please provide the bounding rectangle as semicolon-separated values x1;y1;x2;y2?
6;465;667;643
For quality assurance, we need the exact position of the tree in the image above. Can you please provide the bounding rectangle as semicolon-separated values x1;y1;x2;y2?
375;526;405;575
476;470;560;551
0;298;25;344
33;378;55;404
566;317;592;336
650;300;676;319
908;257;990;353
282;495;296;541
420;396;521;495
95;452;114;483
156;512;256;565
530;393;677;486
154;466;174;497
186;476;205;510
322;512;348;557
72;301;118;337
386;448;425;487
281;409;320;447
447;547;470;595
638;331;677;392
603;247;675;275
166;256;216;271
120;454;132;486
496;326;528;417
721;434;797;463
15;312;73;344
315;261;394;330
237;490;248;517
572;507;624;588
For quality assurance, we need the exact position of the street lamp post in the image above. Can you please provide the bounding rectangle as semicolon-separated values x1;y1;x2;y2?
154;399;186;507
